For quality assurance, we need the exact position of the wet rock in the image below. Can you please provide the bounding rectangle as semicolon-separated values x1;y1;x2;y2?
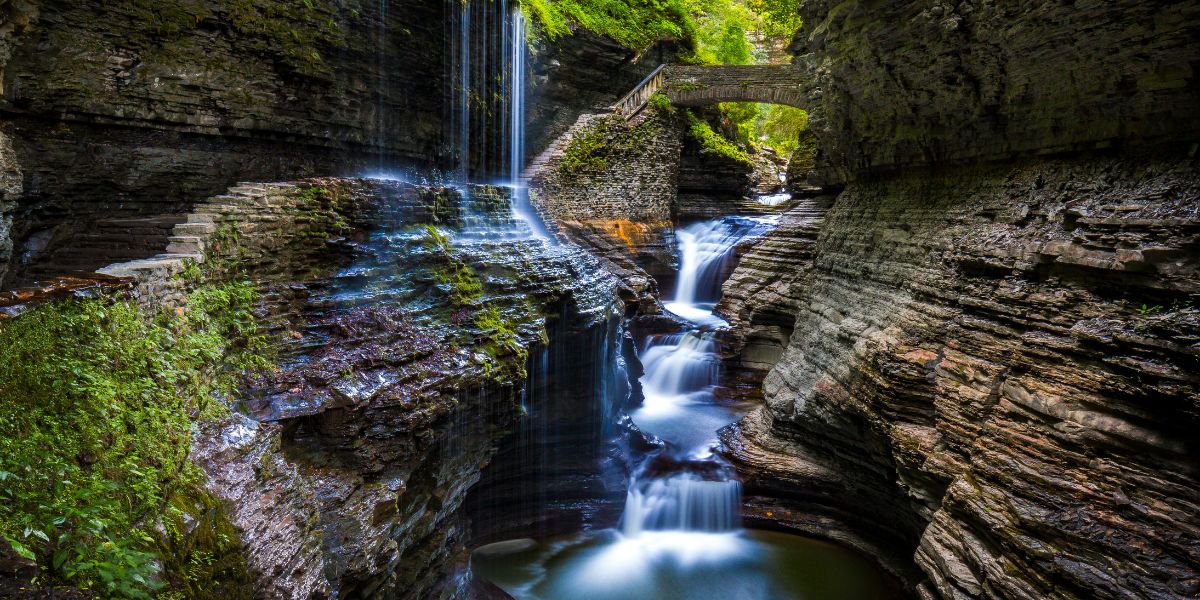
724;153;1200;598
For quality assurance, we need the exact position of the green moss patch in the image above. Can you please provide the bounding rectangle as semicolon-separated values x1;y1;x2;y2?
687;110;752;166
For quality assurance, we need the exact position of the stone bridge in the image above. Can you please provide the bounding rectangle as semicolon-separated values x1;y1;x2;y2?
613;64;807;117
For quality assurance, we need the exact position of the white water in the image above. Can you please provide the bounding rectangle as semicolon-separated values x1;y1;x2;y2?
663;218;773;327
622;475;741;536
505;8;553;242
623;216;777;537
755;192;792;206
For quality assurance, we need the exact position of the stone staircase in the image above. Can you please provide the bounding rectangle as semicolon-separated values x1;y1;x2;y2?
19;215;187;283
519;112;610;185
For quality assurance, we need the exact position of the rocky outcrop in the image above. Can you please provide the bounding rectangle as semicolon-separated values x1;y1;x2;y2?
165;179;628;599
724;153;1200;598
0;0;446;286
715;194;831;391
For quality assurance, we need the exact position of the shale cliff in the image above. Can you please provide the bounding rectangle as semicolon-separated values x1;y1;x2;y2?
719;1;1200;599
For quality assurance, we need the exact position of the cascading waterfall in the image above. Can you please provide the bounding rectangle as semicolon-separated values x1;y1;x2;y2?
470;215;892;599
663;218;774;326
618;216;777;537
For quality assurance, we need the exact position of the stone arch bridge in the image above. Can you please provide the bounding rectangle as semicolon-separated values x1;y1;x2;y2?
613;64;808;117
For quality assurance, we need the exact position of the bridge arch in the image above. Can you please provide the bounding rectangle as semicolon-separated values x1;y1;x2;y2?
662;65;809;109
612;64;810;117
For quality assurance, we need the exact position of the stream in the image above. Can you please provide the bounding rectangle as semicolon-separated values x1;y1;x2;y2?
471;215;892;599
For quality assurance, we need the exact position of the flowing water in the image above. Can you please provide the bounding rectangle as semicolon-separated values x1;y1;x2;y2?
472;216;893;598
422;7;890;595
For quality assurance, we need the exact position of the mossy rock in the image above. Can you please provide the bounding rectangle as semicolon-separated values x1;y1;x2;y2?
154;484;254;600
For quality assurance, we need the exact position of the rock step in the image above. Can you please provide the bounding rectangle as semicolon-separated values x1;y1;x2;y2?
165;235;205;254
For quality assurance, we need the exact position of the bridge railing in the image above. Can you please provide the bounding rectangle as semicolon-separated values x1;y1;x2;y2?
612;64;665;119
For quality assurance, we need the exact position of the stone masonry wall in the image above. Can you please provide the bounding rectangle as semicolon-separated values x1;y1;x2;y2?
97;179;362;311
529;108;686;307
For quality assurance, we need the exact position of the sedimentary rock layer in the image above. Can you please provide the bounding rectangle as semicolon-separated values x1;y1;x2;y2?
723;151;1200;598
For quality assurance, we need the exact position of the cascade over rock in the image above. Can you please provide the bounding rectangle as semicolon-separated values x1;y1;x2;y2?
0;0;1196;598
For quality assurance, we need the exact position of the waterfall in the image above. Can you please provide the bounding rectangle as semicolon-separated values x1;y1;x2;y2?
458;0;471;182
508;8;525;184
672;220;741;306
622;475;741;537
664;217;776;325
505;6;553;241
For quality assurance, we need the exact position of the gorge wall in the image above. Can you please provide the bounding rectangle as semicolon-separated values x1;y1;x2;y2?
0;0;447;286
0;0;662;289
718;1;1200;599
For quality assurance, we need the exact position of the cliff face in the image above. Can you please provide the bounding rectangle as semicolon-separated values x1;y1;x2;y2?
0;0;445;286
719;1;1200;598
791;0;1200;182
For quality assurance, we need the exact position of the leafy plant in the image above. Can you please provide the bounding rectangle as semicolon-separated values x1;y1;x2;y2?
687;111;753;166
648;93;675;114
0;282;268;596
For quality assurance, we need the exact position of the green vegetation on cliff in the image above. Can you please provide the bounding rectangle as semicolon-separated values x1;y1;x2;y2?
560;113;665;178
0;283;267;597
523;0;799;63
523;0;697;51
687;110;753;166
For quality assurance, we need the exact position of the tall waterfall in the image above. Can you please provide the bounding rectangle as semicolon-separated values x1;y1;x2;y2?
506;8;552;241
508;8;526;184
619;216;776;537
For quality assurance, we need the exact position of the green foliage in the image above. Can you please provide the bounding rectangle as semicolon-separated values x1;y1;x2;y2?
561;119;616;174
522;0;697;51
0;282;268;596
686;0;756;65
559;114;663;178
687;111;753;166
758;104;809;154
745;0;802;38
423;226;484;306
718;101;760;146
648;92;675;114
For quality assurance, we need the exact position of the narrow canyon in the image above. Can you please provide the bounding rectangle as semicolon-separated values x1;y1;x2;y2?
0;1;1196;599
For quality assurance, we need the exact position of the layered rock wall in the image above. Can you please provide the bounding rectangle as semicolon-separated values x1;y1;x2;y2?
791;0;1200;183
0;0;446;286
726;152;1200;597
717;1;1200;598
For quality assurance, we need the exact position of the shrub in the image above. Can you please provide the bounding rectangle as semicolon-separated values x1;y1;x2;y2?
0;282;268;597
687;111;753;166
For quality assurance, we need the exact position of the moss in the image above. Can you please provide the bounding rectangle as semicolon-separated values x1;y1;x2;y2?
522;0;697;53
648;93;675;114
473;303;542;382
154;484;253;599
686;111;753;166
422;225;484;307
559;113;668;179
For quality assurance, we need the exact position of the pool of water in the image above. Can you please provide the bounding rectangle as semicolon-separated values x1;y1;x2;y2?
471;528;894;600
